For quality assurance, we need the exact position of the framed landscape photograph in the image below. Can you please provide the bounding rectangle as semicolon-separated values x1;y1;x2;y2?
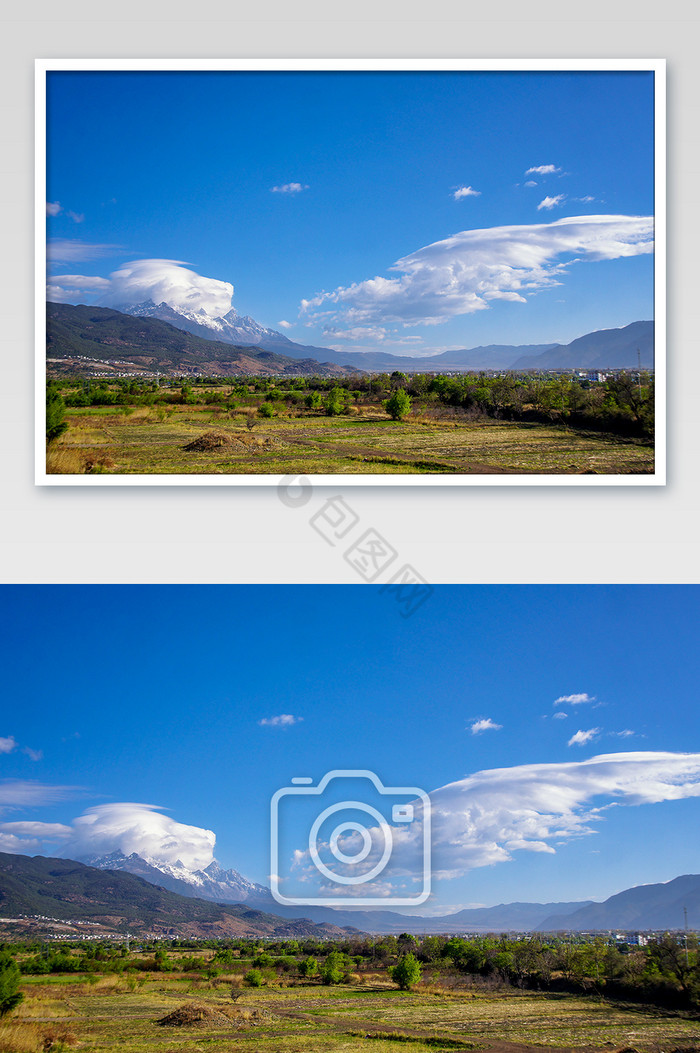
36;59;665;485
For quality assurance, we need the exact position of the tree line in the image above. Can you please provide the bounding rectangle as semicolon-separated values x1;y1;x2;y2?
3;930;698;1010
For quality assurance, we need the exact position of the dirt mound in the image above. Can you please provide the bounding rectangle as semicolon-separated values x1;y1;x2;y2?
157;1002;234;1027
157;1001;268;1029
183;430;235;452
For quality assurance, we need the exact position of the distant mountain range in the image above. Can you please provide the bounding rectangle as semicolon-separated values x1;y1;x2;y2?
45;303;359;378
0;852;358;939
48;301;655;375
82;850;698;933
116;299;654;372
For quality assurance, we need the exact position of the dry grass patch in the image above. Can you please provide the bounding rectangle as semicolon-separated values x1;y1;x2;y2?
0;1021;77;1053
46;447;116;474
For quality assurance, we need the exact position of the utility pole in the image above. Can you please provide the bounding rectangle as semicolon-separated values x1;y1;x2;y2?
684;906;689;967
637;349;643;399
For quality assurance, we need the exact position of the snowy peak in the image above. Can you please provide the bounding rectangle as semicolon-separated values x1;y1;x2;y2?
82;850;271;905
120;300;292;351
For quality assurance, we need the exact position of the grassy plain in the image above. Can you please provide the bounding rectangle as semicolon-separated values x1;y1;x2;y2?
4;972;699;1053
47;405;654;476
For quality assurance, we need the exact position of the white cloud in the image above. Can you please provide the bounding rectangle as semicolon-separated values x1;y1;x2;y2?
469;718;502;735
22;748;43;762
258;714;303;728
538;195;566;211
324;326;388;342
553;711;568;720
554;693;595;706
47;275;112;304
0;802;216;872
526;164;561;175
56;259;238;319
578;195;595;203
46;240;121;263
270;182;308;194
453;186;481;200
68;211;85;224
300;214;653;329
0;736;17;754
611;729;635;738
426;751;700;877
524;180;538;188
0;780;79;811
278;320;293;329
46;201;62;216
568;728;601;747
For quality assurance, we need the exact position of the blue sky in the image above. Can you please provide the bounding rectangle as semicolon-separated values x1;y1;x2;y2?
45;68;655;355
1;586;698;914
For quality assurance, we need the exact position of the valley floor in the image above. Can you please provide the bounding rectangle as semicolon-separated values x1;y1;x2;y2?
47;406;654;477
6;974;700;1053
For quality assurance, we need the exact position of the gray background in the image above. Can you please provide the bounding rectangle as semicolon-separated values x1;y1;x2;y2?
2;2;697;584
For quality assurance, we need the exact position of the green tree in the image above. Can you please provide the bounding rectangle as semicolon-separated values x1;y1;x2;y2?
299;956;318;978
243;968;264;987
0;952;23;1016
46;384;68;443
324;387;347;416
258;402;275;418
384;388;411;421
389;952;421;991
320;950;348;985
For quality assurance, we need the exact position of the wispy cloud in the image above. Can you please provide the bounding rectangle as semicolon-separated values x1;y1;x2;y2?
553;711;568;720
568;728;601;747
258;714;303;728
469;718;502;735
554;693;595;706
524;180;538;188
277;320;293;329
47;239;122;263
538;194;566;211
1;737;43;763
270;182;308;194
0;780;80;812
67;211;85;224
526;164;561;175
453;186;480;200
300;214;653;329
46;201;62;216
611;729;635;738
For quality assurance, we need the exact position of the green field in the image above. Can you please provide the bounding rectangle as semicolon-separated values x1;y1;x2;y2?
47;405;654;476
5;973;699;1053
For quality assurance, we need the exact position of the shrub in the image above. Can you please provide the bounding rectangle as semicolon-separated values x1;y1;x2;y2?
46;385;68;443
243;968;264;988
258;402;275;418
384;388;411;421
389;952;422;991
0;953;22;1017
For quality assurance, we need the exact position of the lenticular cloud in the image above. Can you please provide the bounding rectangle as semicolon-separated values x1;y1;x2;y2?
0;803;216;872
98;259;235;319
426;751;700;875
302;214;654;328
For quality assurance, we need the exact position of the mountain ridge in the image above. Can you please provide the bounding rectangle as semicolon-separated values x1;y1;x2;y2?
46;302;360;377
0;852;359;939
82;851;698;934
117;300;654;372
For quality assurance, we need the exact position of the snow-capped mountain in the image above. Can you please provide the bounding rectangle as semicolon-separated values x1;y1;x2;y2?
118;300;327;360
82;850;271;906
